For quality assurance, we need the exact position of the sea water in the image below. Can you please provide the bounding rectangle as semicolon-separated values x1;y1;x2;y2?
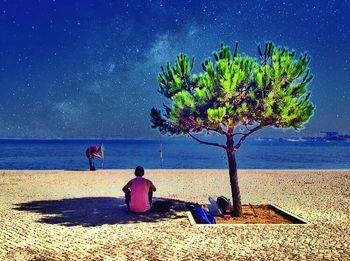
0;139;349;170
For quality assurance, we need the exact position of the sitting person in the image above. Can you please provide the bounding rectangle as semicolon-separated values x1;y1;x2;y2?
122;166;156;213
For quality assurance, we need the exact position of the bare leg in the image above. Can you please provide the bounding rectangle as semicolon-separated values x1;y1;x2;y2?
88;158;96;171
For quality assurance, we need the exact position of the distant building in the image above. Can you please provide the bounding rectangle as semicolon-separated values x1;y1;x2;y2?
320;131;348;141
320;131;338;139
256;131;350;142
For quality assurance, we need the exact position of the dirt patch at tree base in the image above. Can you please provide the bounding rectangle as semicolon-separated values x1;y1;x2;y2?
215;204;293;224
189;204;307;225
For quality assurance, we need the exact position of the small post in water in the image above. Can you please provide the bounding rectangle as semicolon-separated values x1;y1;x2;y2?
101;143;105;169
159;143;163;168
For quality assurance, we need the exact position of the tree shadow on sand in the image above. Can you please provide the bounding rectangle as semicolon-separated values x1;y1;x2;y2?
13;197;188;227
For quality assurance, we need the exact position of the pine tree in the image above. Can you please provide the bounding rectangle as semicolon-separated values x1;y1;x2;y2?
150;42;314;217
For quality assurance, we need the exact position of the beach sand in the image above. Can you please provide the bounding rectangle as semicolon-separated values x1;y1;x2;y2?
0;169;349;260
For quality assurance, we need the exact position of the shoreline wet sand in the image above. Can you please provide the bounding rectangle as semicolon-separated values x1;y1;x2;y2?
1;169;349;260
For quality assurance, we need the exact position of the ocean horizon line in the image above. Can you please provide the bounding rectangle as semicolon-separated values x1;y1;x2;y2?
0;138;348;169
0;137;162;141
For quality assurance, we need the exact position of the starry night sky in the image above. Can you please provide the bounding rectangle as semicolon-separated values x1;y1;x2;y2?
0;0;349;138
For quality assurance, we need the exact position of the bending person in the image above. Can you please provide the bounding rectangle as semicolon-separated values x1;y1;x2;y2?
122;166;156;213
85;145;102;171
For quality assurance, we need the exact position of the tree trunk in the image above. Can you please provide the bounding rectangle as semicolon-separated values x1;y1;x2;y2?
226;149;243;217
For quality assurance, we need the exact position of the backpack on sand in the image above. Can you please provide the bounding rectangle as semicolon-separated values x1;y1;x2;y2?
216;196;232;217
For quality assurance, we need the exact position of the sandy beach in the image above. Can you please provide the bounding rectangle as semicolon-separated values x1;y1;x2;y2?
0;169;349;260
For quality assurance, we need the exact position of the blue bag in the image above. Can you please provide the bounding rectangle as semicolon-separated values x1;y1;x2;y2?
192;203;216;224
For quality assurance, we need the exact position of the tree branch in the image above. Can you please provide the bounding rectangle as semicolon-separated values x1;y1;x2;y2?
233;125;262;151
188;117;226;135
187;132;227;149
244;125;253;132
232;132;245;136
200;124;226;135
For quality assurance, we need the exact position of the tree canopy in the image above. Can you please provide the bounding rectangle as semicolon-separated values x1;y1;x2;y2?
151;42;314;150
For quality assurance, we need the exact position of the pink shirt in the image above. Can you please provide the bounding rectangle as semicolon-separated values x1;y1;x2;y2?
86;146;100;159
129;177;151;213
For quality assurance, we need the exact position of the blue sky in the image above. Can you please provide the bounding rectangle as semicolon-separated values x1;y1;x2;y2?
0;0;349;138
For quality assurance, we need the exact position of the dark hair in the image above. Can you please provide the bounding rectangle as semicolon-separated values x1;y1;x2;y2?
135;166;144;177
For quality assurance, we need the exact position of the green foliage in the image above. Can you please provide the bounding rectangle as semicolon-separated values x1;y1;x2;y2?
151;41;315;137
208;106;227;123
157;54;194;98
172;91;195;110
194;87;211;105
